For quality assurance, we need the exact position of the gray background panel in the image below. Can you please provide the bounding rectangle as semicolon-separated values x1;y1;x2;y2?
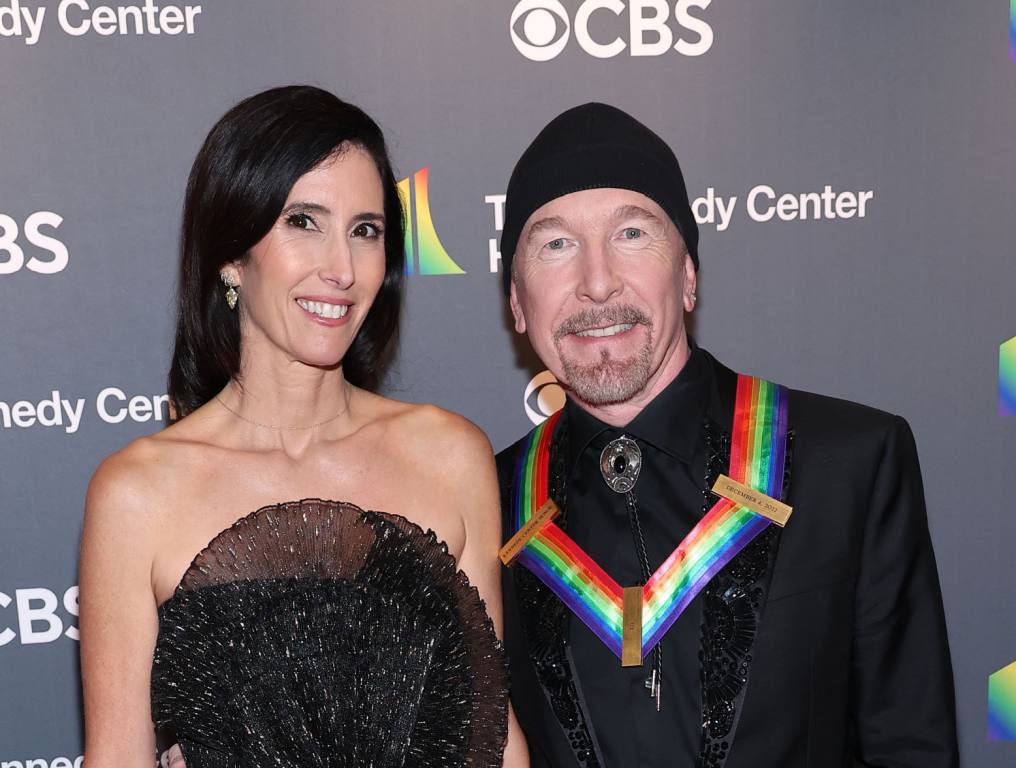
1;1;1013;763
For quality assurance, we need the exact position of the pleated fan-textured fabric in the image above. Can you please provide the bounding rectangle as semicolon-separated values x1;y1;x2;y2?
151;499;508;768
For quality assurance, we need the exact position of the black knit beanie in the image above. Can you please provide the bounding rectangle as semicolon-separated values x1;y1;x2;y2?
500;102;699;295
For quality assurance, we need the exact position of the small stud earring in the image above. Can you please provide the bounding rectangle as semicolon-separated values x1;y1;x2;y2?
222;273;239;310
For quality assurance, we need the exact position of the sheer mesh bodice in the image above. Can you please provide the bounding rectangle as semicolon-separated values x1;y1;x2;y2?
151;499;508;768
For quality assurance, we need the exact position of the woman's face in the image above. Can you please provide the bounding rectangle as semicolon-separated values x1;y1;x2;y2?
228;145;388;372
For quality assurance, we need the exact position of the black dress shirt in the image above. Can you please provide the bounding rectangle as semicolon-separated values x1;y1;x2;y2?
564;347;711;767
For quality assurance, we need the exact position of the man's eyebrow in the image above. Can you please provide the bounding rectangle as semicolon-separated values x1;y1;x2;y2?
613;204;664;224
523;215;569;244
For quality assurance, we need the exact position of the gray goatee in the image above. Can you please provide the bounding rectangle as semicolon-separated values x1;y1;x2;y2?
553;305;653;406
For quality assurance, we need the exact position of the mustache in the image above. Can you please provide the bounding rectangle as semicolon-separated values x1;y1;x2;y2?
553;305;652;341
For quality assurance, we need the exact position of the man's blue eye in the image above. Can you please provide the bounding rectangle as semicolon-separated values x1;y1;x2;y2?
623;228;642;239
548;238;565;250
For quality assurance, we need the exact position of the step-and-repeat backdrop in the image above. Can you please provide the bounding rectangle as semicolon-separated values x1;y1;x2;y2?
2;2;1015;764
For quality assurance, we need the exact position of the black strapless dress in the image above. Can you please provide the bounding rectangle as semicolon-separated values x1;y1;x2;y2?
151;499;508;767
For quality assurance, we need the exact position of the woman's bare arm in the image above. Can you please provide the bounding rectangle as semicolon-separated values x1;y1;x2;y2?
79;447;161;767
446;419;531;768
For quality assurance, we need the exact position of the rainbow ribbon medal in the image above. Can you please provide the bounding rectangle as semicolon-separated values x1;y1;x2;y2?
509;375;789;663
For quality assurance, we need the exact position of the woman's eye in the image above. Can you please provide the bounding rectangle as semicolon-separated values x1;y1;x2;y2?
622;227;643;240
286;213;315;230
352;222;383;239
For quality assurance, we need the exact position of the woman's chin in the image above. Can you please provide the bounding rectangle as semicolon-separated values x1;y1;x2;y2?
289;347;347;372
300;356;345;372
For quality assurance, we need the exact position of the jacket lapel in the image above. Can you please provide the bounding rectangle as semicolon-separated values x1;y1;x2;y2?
695;355;794;767
510;413;606;768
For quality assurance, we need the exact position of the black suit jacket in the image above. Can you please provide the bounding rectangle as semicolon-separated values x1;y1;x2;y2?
497;351;958;768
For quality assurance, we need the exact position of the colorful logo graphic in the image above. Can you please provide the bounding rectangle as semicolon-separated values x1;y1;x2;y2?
398;167;465;276
1000;336;1016;416
1011;0;1016;61
989;660;1016;740
524;370;566;425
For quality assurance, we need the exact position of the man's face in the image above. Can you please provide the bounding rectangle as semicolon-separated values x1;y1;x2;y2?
509;188;696;408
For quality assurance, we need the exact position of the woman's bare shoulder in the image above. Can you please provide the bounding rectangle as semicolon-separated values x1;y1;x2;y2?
368;394;493;471
88;435;163;503
85;409;224;531
80;436;172;579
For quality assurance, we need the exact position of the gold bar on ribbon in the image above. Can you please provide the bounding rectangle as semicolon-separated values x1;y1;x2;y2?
499;499;559;566
711;474;793;527
621;586;643;667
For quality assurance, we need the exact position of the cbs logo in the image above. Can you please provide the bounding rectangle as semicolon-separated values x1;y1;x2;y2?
0;587;79;646
510;0;713;62
524;370;566;425
0;212;69;275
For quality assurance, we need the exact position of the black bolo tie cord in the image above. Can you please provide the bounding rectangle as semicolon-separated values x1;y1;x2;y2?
624;488;663;710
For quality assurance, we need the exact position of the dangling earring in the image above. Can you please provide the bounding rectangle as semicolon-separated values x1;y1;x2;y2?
222;273;239;310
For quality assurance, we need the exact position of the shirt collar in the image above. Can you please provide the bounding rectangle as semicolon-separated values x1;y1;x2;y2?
563;345;712;473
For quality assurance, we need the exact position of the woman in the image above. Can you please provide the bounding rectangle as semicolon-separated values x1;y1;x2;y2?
79;85;527;767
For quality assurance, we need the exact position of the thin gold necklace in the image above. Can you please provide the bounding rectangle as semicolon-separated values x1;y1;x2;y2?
214;394;349;431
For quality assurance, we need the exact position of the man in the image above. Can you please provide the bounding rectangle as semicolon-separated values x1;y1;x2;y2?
496;103;958;767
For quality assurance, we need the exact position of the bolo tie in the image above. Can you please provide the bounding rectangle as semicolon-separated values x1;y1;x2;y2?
599;434;663;711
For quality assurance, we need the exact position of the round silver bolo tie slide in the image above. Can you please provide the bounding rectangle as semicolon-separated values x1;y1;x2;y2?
599;435;642;494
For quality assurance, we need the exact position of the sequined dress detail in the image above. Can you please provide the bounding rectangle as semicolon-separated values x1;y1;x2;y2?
151;499;508;767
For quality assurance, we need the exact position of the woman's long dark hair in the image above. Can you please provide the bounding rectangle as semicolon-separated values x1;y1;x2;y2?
167;85;405;420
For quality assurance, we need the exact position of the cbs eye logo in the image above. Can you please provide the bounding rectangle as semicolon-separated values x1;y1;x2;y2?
524;370;566;425
511;0;570;62
510;0;714;61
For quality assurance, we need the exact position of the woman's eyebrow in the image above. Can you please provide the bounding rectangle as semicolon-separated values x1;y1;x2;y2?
350;211;386;224
281;201;331;216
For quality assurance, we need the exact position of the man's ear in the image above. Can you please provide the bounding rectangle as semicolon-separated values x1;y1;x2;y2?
682;251;698;312
508;274;527;334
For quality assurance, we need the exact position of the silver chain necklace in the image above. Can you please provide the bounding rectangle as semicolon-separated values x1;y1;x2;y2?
214;395;349;431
